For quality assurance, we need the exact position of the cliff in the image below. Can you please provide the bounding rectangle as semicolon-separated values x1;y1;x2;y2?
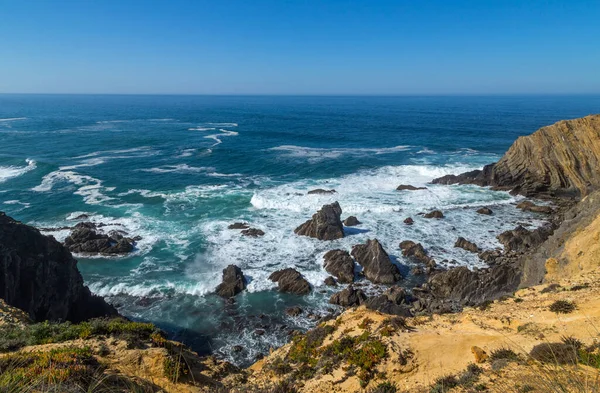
433;114;600;198
0;212;117;322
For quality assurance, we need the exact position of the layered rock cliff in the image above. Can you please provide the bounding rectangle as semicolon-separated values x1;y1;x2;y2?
0;212;117;322
433;114;600;198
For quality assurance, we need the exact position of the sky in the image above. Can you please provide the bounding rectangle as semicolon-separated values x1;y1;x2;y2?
1;0;599;95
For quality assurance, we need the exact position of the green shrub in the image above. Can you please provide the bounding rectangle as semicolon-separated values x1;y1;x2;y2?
489;347;520;362
430;374;458;393
548;300;576;314
368;381;397;393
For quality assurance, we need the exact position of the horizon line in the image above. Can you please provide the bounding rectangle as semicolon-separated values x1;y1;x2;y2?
1;92;600;97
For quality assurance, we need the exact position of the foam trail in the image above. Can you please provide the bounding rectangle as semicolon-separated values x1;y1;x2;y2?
0;117;26;122
31;170;114;205
270;145;412;162
0;159;37;183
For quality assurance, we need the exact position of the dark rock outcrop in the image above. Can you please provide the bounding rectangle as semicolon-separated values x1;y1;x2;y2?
454;237;481;253
396;185;427;191
424;210;444;219
64;222;136;255
351;239;402;284
404;217;414;225
241;228;265;237
329;286;366;307
399;241;436;270
307;189;336;195
269;268;311;295
285;306;303;317
432;115;600;198
497;224;554;253
476;207;493;215
364;286;412;316
0;212;117;322
324;276;337;286
215;265;246;298
343;216;360;226
228;222;249;230
323;249;355;283
516;201;554;214
294;202;344;240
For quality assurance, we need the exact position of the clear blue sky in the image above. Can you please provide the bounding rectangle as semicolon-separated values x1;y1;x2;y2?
1;0;599;95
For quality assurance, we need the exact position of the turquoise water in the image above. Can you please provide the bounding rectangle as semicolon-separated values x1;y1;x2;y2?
1;94;599;364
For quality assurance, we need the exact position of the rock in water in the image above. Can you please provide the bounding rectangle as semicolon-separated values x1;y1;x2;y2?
323;249;355;283
399;241;436;270
343;216;360;226
269;268;311;295
516;201;554;214
454;237;481;253
294;202;344;240
215;265;246;298
476;207;493;215
241;228;265;237
0;212;117;322
351;239;402;284
424;210;444;219
432;115;600;198
404;217;414;225
64;222;135;255
307;189;336;195
228;222;249;230
396;184;427;191
323;276;337;286
329;286;366;307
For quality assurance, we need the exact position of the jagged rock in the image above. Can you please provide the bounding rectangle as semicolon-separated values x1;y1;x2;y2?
215;265;246;298
432;115;600;198
241;228;265;237
384;286;410;305
228;222;249;230
329;285;366;307
516;201;554;214
424;210;444;219
364;292;412;317
404;217;414;225
476;207;493;215
343;216;360;226
399;241;436;270
294;202;344;240
497;224;554;253
64;222;136;255
454;237;481;253
285;306;303;316
307;189;336;195
70;214;89;220
324;276;337;286
351;239;402;284
478;249;502;263
323;249;355;283
269;268;311;295
0;212;117;322
396;184;427;191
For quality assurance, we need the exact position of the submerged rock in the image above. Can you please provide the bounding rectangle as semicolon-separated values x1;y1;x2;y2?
454;237;481;253
307;189;336;195
323;276;337;286
396;184;427;191
294;202;344;240
403;217;414;225
269;268;311;295
424;210;444;219
476;207;493;215
323;249;355;283
351;239;402;284
329;285;366;307
343;216;360;226
64;222;136;255
215;265;247;298
241;228;265;237
228;222;250;230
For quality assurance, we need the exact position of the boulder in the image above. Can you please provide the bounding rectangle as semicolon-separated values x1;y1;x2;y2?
404;217;414;225
454;237;481;253
343;216;360;226
396;184;427;191
471;346;489;363
516;201;554;214
215;265;246;298
351;239;402;284
424;210;444;219
285;306;303;317
399;241;436;270
269;268;311;295
323;249;355;283
228;222;249;230
0;212;117;322
294;202;344;240
329;286;366;307
324;276;337;286
476;207;493;215
497;225;554;253
307;189;337;195
64;222;136;255
241;228;265;237
364;289;412;317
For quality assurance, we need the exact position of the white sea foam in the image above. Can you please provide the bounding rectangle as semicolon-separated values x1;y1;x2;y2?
188;127;216;131
31;170;114;205
139;164;216;174
270;145;412;162
0;159;37;183
176;149;196;158
2;200;31;209
0;117;26;122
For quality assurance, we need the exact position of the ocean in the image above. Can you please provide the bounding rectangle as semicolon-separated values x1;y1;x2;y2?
1;94;599;365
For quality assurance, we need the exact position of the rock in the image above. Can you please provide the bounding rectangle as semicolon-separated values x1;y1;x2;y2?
404;217;414;225
228;222;249;230
343;216;360;226
396;184;427;191
454;237;481;253
241;228;265;237
307;189;336;195
70;214;89;220
364;295;412;317
254;329;265;336
351;239;402;284
324;276;337;286
215;265;246;298
476;207;493;215
64;222;136;255
294;202;344;240
497;224;554;253
384;286;409;305
471;346;489;363
423;210;444;219
432;115;600;198
516;201;554;214
0;212;117;322
232;345;244;353
399;241;436;270
285;306;303;317
269;268;311;295
329;286;366;307
478;249;502;263
323;249;355;283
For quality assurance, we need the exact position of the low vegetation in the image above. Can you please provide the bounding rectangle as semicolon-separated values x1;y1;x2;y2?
548;300;577;314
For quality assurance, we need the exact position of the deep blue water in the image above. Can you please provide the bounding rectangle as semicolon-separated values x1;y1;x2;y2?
1;94;599;364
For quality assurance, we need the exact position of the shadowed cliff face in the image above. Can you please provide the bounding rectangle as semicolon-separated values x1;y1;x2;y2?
0;212;117;322
433;114;600;198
